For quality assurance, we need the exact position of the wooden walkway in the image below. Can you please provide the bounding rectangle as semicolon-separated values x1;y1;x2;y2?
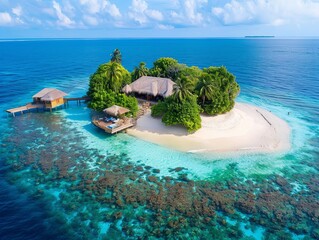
6;103;45;117
64;96;90;105
6;96;90;117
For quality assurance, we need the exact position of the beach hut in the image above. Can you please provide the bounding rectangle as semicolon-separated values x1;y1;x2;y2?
92;105;133;134
122;76;175;100
103;105;130;117
32;88;67;111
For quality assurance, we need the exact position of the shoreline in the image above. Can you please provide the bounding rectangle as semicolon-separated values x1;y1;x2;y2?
127;102;291;154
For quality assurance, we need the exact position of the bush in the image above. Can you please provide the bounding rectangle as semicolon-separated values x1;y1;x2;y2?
152;96;201;132
88;90;138;116
87;62;131;97
151;101;167;117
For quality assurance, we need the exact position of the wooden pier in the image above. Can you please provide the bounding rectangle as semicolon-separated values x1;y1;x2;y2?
6;96;90;117
6;103;45;117
64;96;90;105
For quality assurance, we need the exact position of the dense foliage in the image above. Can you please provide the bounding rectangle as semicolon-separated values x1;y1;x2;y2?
149;57;181;80
88;90;138;115
152;96;201;132
132;62;149;81
147;57;240;116
148;57;240;131
87;49;138;115
200;66;240;115
87;52;239;130
87;62;131;96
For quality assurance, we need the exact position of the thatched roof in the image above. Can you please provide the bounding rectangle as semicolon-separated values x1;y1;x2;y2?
103;105;130;116
123;76;175;97
33;88;67;101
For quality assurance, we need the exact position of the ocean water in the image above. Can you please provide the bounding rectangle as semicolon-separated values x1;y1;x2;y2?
0;39;319;239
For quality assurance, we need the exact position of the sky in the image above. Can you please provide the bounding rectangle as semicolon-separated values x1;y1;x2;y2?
0;0;319;38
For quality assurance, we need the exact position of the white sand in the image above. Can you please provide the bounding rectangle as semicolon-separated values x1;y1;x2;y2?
127;103;291;154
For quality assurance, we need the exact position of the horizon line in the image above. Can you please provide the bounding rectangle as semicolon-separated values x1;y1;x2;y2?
0;36;319;41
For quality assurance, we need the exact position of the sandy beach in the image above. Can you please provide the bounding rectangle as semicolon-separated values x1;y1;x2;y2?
127;102;291;154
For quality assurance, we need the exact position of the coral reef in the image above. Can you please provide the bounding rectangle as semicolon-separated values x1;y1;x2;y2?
2;113;319;239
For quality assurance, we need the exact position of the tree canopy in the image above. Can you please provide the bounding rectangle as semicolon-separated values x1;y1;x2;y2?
87;52;137;115
172;77;195;103
110;48;122;64
199;66;240;115
87;52;239;131
149;57;240;132
132;62;149;81
149;57;181;80
87;62;131;97
152;96;201;133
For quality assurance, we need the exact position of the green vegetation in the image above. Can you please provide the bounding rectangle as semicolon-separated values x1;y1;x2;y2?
132;62;149;81
200;66;240;115
87;50;239;131
149;57;181;80
149;57;240;132
87;49;138;115
110;48;122;63
89;90;138;113
152;95;201;132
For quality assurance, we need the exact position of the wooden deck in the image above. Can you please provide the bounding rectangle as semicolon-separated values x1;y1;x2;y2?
92;118;134;134
6;103;45;116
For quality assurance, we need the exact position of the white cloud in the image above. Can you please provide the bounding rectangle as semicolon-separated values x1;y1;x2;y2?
147;9;163;21
212;0;319;26
79;0;121;18
52;0;75;27
129;0;148;24
79;0;101;14
12;5;22;17
104;1;121;18
184;0;207;24
170;0;208;26
129;0;163;25
0;12;12;26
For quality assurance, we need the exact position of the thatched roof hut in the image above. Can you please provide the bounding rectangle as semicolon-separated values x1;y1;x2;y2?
103;105;130;116
33;88;67;101
122;76;175;98
32;88;67;110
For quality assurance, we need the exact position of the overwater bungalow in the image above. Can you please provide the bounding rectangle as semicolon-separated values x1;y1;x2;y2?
33;88;67;111
92;105;134;134
6;87;67;116
122;76;175;101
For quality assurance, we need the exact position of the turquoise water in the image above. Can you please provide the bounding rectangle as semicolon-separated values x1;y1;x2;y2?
0;39;319;239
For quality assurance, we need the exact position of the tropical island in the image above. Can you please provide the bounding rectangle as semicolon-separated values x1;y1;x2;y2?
87;49;290;153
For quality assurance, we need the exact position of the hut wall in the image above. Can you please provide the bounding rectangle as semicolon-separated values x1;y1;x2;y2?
50;97;65;108
45;101;52;109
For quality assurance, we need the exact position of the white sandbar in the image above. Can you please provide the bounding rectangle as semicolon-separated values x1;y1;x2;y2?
127;103;291;154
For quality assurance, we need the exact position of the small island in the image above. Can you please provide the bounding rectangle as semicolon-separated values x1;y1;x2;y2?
245;36;275;38
87;49;290;153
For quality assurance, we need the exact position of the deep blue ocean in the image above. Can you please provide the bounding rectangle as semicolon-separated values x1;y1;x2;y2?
0;39;319;239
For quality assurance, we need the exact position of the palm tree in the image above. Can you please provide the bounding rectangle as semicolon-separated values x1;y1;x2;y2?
132;62;149;80
110;48;122;63
104;62;122;91
196;73;217;105
172;76;194;102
